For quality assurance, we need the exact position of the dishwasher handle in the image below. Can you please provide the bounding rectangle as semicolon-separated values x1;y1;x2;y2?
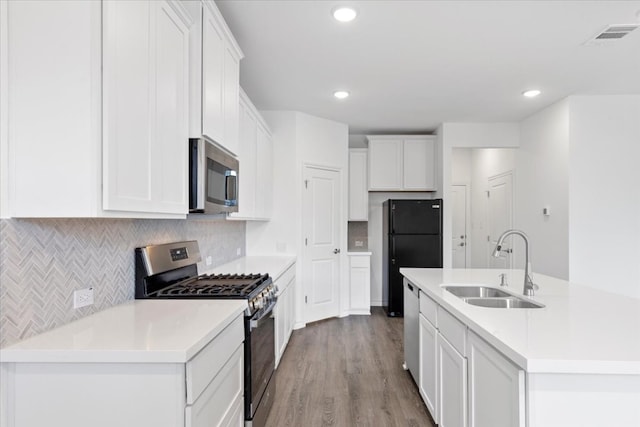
406;281;419;296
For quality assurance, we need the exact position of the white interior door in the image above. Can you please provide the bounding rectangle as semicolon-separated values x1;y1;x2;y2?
302;166;341;323
451;184;468;268
487;172;513;268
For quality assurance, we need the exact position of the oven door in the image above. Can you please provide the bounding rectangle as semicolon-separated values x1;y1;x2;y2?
245;304;275;425
189;138;239;214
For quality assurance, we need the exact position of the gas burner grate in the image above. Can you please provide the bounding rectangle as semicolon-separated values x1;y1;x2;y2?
153;273;269;298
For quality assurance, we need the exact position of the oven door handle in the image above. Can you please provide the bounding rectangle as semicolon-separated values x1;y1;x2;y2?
250;302;276;331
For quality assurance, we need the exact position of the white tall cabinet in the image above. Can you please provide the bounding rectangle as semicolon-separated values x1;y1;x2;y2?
348;149;368;221
367;135;436;191
3;0;192;218
228;89;273;221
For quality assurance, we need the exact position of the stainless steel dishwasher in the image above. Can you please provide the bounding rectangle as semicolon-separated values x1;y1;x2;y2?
403;278;419;384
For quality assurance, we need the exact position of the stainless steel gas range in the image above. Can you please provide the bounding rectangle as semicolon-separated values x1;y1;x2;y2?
135;241;277;427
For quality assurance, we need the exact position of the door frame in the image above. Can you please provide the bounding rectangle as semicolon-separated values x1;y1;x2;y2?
301;162;346;324
486;170;514;268
451;182;471;268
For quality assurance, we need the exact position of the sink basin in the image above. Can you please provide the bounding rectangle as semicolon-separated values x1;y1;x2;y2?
443;286;511;299
442;285;545;309
464;297;545;309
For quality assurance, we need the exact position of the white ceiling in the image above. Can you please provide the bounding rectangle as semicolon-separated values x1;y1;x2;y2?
217;1;640;134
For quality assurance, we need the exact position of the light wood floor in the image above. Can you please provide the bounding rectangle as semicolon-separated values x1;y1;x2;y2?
265;307;435;426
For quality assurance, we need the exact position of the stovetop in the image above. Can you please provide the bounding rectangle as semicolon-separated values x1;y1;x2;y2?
153;273;271;298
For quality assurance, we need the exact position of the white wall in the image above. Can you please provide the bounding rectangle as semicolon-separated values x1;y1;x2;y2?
461;148;516;268
515;99;570;280
440;123;520;267
246;111;350;324
568;95;640;299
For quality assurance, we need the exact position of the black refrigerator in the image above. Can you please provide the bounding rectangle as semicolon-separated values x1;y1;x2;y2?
383;199;443;317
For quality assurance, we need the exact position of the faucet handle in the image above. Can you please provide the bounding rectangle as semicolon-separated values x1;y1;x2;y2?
498;273;508;287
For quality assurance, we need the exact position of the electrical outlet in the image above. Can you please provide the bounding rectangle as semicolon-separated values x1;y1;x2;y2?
73;288;94;309
206;256;213;266
236;247;241;256
355;240;364;247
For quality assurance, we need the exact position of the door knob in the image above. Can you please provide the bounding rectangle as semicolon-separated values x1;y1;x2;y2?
333;248;341;254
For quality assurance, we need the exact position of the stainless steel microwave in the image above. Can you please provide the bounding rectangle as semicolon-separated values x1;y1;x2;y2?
189;138;238;214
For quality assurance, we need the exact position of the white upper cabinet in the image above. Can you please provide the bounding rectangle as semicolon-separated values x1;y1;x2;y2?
348;149;369;221
103;0;189;214
190;0;243;156
367;135;437;191
368;137;403;190
228;89;273;221
4;0;191;218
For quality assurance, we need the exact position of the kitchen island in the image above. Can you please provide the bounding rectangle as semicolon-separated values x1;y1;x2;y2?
401;268;640;427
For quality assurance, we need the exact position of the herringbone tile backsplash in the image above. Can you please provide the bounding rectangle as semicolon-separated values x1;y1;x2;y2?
0;218;245;348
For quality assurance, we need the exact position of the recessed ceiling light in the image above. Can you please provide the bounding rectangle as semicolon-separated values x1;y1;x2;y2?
333;7;357;23
522;89;541;98
334;90;350;99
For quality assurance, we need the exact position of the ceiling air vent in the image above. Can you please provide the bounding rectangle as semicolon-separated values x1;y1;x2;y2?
585;24;640;45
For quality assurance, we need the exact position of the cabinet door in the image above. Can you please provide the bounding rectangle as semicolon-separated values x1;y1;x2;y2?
234;100;257;218
274;285;288;368
368;139;403;190
468;331;525;427
201;4;225;145
153;0;189;213
419;314;438;423
349;255;371;313
103;0;153;212
348;149;368;220
222;45;240;156
403;138;435;190
286;276;295;339
255;123;273;219
438;334;467;427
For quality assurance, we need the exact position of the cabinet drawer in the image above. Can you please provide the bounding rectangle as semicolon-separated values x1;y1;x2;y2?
186;344;244;427
419;290;437;326
437;306;467;356
275;263;295;295
186;314;244;404
349;255;370;268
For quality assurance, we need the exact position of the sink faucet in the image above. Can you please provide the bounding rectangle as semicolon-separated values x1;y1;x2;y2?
492;229;538;297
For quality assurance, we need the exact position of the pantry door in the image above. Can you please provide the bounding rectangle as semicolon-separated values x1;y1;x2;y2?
302;165;341;324
487;171;513;268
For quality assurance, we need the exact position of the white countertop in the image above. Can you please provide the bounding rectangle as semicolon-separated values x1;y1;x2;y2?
347;251;372;256
400;268;640;375
0;299;247;363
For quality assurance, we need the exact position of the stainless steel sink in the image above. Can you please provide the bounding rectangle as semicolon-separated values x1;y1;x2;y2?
443;285;545;309
443;286;512;299
464;297;545;309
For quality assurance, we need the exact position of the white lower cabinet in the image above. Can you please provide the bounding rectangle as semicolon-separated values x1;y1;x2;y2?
414;285;526;427
438;334;468;427
348;253;371;315
468;331;525;427
186;345;244;427
419;313;438;422
274;264;296;368
1;315;245;427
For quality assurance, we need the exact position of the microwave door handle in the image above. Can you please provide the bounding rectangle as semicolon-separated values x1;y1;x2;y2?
197;141;206;210
225;170;237;202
